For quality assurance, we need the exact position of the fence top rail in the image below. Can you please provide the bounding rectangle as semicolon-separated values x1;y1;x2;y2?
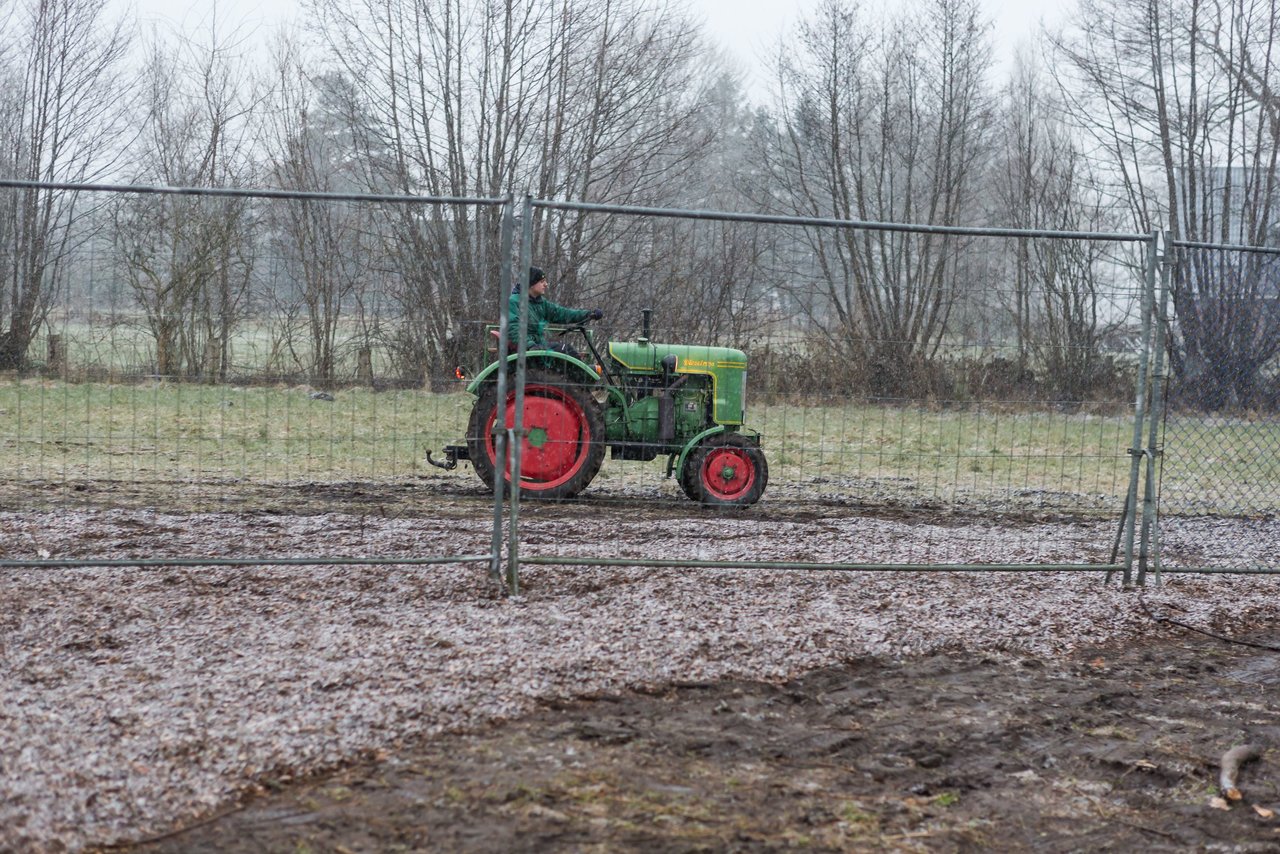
21;178;1258;248
0;178;508;207
1170;237;1280;255
530;197;1152;243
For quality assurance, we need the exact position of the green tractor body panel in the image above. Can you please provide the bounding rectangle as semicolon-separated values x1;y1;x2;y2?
606;341;748;426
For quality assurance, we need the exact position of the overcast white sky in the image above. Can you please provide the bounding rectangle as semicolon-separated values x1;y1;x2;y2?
692;0;1072;88
131;0;1073;98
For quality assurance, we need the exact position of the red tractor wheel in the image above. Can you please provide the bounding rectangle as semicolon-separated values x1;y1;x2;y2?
467;369;605;500
683;433;768;507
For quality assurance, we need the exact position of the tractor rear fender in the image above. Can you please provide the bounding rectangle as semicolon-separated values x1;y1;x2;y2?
670;426;764;479
465;351;600;396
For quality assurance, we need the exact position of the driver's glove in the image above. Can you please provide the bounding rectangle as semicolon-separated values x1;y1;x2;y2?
589;309;604;320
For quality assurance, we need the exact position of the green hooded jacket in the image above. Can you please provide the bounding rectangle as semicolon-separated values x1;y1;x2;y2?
507;289;591;349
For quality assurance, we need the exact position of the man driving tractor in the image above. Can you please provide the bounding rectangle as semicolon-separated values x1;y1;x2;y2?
508;265;603;355
429;266;768;505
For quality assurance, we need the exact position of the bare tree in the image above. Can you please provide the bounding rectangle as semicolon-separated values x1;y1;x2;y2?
527;0;716;304
306;0;721;380
261;35;383;386
114;22;261;379
1057;0;1280;409
761;0;994;396
0;0;132;370
0;12;19;308
992;53;1127;400
587;71;774;345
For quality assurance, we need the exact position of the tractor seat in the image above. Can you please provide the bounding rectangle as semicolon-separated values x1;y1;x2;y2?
490;327;518;355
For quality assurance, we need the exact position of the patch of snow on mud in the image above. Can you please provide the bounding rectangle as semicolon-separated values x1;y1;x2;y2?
1;508;1276;851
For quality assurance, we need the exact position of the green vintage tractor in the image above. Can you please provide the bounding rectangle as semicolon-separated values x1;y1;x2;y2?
428;311;768;506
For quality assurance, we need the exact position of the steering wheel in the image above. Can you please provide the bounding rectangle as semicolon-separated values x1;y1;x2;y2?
557;319;592;337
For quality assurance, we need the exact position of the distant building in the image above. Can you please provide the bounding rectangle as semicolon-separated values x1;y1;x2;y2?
1176;165;1280;246
1174;165;1280;301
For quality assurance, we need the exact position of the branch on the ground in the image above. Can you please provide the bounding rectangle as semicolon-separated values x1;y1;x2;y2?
1219;744;1262;801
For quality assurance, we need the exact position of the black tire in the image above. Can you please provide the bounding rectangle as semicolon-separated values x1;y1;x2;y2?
467;368;605;500
678;451;700;501
681;433;769;507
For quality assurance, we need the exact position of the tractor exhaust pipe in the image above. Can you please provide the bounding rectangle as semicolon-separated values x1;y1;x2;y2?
640;308;652;343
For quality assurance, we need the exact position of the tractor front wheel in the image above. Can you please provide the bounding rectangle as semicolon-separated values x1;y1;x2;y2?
467;369;605;500
682;434;768;507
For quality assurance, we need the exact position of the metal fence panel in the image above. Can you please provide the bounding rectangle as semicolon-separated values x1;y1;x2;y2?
15;180;1278;582
0;181;507;575
1146;239;1280;574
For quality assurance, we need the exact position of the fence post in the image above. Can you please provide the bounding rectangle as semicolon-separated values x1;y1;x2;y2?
1115;231;1159;586
490;197;516;589
1137;232;1174;586
47;334;65;377
204;337;220;384
356;347;374;386
506;194;534;596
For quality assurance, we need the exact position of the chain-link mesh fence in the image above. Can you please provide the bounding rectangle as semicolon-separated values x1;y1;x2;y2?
471;200;1153;585
0;182;508;577
7;182;1277;580
1144;240;1280;573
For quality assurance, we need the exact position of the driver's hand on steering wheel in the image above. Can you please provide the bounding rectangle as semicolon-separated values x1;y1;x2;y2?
589;308;604;320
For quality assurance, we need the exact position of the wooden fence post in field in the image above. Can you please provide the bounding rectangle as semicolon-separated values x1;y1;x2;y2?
357;347;374;386
47;334;65;377
204;337;220;383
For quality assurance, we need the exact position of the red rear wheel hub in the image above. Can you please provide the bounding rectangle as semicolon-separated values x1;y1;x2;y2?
485;385;591;490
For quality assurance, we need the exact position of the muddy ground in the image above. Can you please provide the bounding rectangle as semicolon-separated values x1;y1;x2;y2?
2;478;1280;850
117;629;1280;853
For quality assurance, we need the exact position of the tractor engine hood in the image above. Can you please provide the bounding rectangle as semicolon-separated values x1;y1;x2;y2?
607;341;749;425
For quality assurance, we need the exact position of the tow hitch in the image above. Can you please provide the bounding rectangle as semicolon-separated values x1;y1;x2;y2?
426;444;469;471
